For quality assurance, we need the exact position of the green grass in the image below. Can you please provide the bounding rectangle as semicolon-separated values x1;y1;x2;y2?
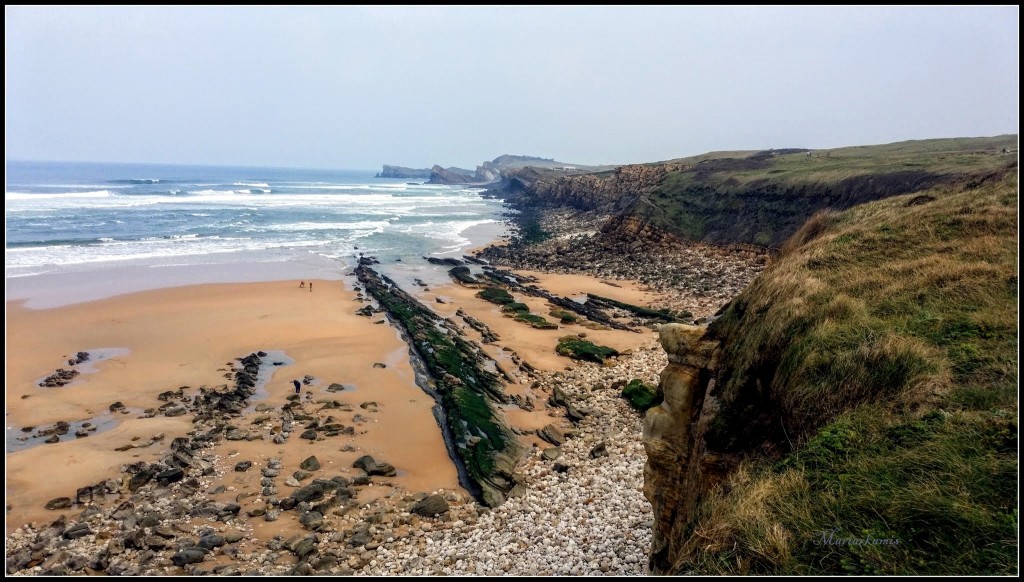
668;168;1019;575
637;136;1017;247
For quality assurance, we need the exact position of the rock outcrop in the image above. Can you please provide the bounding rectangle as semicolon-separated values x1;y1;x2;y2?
642;324;723;573
390;154;596;186
375;165;432;179
492;163;671;213
428;165;481;185
354;260;522;506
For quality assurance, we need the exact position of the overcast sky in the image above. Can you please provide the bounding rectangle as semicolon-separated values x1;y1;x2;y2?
5;6;1019;170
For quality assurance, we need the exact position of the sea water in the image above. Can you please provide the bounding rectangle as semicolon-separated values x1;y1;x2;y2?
5;161;508;305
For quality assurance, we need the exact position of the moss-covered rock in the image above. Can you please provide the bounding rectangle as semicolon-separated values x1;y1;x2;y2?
549;308;579;324
586;294;684;323
621;379;661;411
514;312;558;329
501;302;530;313
356;264;520;507
477;287;515;305
555;336;619;363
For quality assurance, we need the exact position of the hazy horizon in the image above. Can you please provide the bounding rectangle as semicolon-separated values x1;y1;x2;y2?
6;6;1019;170
5;131;1020;173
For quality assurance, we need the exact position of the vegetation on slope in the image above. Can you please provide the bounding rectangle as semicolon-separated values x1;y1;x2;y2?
636;136;1018;247
673;167;1018;575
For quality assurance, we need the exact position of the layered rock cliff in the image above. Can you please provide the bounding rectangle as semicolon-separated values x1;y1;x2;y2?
495;163;675;212
488;136;1018;249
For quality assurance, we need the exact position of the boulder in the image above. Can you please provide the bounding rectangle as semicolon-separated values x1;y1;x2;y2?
410;494;449;517
299;455;321;471
171;548;207;567
352;455;396;477
299;511;324;530
62;523;93;539
538;424;565;446
198;534;226;550
155;467;184;486
44;497;73;510
292;481;328;504
289;534;319;558
541;447;562;461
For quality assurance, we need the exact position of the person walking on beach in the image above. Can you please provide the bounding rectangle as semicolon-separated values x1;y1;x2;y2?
292;379;301;394
299;281;305;288
309;282;313;292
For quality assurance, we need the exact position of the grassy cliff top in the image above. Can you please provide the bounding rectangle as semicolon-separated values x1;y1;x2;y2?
659;135;1017;185
676;165;1018;574
641;135;1018;247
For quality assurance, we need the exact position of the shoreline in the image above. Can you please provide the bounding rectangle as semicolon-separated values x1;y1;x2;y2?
4;216;509;311
3;244;672;574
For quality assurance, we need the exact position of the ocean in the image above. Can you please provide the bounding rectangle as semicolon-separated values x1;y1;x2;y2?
5;161;508;305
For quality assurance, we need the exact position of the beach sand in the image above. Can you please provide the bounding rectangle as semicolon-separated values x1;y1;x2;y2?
5;261;668;545
5;279;459;536
422;271;659;372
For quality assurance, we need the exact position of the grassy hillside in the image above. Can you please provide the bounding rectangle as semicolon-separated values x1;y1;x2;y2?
672;166;1018;574
630;135;1018;247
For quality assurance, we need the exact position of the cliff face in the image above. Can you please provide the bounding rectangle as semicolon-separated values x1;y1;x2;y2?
499;163;673;212
641;167;1018;574
488;136;1019;249
376;165;432;179
428;165;481;185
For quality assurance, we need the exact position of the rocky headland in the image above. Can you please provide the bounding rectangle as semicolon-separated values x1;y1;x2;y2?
376;154;611;186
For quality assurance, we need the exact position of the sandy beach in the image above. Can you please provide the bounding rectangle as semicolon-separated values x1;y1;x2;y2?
5;264;662;528
4;253;674;574
5;279;460;537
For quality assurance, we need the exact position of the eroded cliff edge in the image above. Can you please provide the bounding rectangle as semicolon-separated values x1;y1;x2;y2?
641;166;1018;574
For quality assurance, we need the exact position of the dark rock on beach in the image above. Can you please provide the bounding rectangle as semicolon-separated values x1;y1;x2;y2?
352;455;396;477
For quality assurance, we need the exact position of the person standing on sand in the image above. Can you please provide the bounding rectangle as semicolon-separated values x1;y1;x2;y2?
309;282;313;292
299;281;305;288
293;379;301;394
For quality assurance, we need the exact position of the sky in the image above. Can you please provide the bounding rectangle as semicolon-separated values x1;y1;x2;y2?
4;6;1019;170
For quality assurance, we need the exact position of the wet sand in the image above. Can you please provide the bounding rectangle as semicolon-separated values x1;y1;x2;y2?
422;271;658;372
5;279;458;535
